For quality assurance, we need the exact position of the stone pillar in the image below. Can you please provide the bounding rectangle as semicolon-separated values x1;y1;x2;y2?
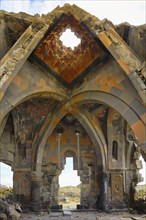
30;174;42;211
98;172;109;212
56;127;63;169
13;171;31;205
57;133;61;169
41;164;61;207
51;175;60;206
75;129;81;169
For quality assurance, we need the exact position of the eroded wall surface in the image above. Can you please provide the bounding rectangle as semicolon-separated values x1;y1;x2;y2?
0;4;145;211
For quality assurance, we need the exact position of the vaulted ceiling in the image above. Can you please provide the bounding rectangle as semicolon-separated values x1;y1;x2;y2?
0;4;145;156
32;13;108;87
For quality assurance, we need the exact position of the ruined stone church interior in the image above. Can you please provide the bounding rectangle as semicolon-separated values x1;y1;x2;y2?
0;3;146;212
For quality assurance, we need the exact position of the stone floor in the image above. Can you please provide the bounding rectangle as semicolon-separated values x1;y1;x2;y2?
20;211;146;220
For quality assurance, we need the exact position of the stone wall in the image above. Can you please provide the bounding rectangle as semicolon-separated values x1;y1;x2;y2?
0;4;145;211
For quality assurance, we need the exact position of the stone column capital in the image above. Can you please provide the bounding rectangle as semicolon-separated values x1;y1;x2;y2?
31;173;42;182
98;171;108;182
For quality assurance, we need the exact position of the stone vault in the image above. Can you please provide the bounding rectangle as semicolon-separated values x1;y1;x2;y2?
0;4;146;211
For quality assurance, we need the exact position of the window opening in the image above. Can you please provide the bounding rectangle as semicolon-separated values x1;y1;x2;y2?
60;29;81;50
112;140;118;160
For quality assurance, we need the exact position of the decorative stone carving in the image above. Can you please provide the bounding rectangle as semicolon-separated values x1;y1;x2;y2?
126;128;138;144
132;147;144;184
34;13;104;85
20;174;31;196
1;4;146;212
0;22;49;97
111;173;123;201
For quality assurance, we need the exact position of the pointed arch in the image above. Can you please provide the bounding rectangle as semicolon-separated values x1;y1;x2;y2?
0;86;67;123
69;91;146;147
32;104;107;174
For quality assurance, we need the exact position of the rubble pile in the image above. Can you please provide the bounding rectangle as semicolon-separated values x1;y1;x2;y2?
0;198;22;220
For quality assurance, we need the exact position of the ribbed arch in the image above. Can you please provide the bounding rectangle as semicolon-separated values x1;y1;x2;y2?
33;105;107;174
69;91;146;146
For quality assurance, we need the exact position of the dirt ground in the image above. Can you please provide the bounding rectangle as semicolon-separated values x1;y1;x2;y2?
20;211;146;220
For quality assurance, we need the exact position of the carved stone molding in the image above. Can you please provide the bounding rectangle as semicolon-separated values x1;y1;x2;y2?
111;173;123;202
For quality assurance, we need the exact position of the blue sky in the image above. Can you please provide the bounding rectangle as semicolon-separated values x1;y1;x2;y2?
1;0;145;25
0;162;13;187
59;158;81;186
0;0;146;187
0;158;81;187
0;156;145;187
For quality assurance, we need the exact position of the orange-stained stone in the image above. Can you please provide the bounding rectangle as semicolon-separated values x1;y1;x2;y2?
53;115;60;125
70;106;79;115
0;92;4;101
80;138;91;145
50;156;57;163
131;120;146;144
37;78;46;87
117;59;130;74
14;75;22;87
49;142;55;152
107;108;115;124
34;14;103;84
60;106;68;115
107;78;118;86
98;32;112;48
97;84;111;93
140;112;146;124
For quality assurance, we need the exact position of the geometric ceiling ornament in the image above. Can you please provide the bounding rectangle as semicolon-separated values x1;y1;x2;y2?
59;28;81;49
33;13;107;86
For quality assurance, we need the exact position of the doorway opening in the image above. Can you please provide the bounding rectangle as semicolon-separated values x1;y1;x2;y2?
135;156;146;200
59;157;81;209
0;162;13;198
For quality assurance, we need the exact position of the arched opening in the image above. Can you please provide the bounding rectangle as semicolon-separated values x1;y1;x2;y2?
0;112;14;198
128;144;146;209
0;1;146;213
34;99;145;210
68;91;146;147
0;162;13;199
138;156;146;185
59;157;81;210
0;162;13;187
40;113;103;210
135;156;146;201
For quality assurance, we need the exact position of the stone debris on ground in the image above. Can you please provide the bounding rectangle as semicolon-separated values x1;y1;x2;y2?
0;213;7;220
19;212;146;220
0;198;22;220
131;217;146;220
63;210;72;216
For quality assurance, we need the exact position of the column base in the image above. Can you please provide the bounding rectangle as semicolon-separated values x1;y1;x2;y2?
30;202;42;211
97;194;109;212
77;204;89;210
50;205;62;210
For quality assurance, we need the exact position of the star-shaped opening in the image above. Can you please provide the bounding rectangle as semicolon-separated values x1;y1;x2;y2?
60;28;81;50
34;13;106;86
